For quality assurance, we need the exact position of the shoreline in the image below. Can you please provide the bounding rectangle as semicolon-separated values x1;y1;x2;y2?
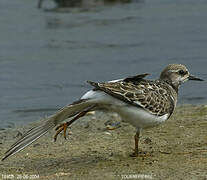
0;104;207;179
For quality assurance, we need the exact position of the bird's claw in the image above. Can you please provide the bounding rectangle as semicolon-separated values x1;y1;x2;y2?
54;122;70;142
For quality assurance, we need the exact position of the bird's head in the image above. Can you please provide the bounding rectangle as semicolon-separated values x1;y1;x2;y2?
160;64;204;90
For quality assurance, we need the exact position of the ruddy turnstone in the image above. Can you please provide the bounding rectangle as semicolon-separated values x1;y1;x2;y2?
2;64;204;160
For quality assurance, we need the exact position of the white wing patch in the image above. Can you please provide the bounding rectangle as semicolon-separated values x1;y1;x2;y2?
108;79;123;83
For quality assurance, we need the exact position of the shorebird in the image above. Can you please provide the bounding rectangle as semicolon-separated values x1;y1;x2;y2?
2;64;203;160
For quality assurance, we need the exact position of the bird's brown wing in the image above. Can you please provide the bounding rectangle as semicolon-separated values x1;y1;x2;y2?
87;75;175;116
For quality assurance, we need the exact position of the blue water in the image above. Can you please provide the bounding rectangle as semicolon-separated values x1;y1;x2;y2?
0;0;206;128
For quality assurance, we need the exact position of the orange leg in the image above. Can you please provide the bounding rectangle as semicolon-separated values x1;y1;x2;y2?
54;122;71;142
130;130;140;157
54;106;94;142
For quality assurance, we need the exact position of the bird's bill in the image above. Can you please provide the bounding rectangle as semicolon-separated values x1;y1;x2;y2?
188;75;204;81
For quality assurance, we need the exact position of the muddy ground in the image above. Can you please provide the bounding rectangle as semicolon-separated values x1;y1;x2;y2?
0;105;207;180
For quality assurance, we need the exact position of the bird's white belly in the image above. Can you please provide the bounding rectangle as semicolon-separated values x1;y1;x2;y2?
117;106;168;129
81;90;169;129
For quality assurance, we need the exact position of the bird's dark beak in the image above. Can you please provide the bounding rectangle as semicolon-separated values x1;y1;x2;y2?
188;75;204;81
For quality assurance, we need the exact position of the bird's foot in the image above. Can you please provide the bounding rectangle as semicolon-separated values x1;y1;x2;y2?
130;148;139;157
130;151;139;157
130;149;151;157
54;122;71;142
53;107;95;142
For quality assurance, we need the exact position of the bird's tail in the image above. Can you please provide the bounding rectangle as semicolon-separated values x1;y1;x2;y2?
2;99;93;161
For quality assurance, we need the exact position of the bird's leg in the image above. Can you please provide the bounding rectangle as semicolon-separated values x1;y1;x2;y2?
54;106;94;142
134;131;139;156
130;129;140;157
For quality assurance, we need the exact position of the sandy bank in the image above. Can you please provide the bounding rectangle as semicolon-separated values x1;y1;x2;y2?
0;105;207;179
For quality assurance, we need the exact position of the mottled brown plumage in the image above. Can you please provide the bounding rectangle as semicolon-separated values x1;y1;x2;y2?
87;64;203;120
88;78;176;117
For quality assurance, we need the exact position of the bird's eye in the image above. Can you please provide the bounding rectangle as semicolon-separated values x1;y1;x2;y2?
178;70;185;75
